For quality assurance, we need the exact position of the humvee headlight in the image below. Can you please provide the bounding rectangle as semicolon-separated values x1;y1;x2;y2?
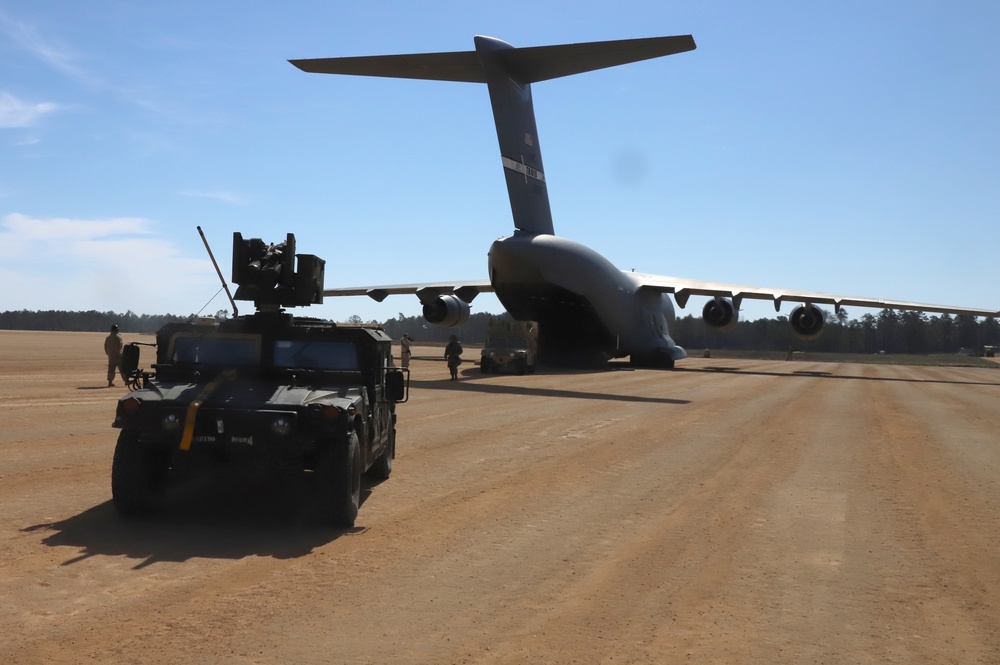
320;405;341;421
162;413;181;430
121;397;142;416
271;416;292;436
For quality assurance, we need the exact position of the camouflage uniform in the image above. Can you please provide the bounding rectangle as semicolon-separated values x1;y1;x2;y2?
444;336;463;380
104;326;123;387
400;334;413;369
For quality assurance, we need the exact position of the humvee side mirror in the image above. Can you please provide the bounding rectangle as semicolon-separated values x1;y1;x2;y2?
386;368;407;402
120;343;140;376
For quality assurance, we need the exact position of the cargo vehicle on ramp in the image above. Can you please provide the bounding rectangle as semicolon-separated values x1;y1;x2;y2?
480;322;537;375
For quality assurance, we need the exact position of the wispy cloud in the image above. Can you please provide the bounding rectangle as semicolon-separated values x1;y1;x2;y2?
1;8;225;133
180;189;249;206
0;9;97;87
2;213;150;245
0;91;61;129
0;213;216;314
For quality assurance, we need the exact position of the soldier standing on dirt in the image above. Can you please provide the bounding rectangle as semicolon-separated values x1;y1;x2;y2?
400;333;413;369
444;334;463;381
104;324;123;387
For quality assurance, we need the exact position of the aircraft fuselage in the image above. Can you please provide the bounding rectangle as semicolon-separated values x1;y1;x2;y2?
488;232;686;366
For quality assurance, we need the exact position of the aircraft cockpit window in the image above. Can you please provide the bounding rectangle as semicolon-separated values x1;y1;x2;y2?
273;340;359;371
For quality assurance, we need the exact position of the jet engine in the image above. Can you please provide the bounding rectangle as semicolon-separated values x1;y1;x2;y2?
422;295;471;328
789;304;825;341
702;298;739;332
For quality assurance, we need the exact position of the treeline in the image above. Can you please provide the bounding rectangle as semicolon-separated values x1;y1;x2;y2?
4;307;997;355
673;309;999;355
357;308;999;355
376;308;999;355
0;309;218;334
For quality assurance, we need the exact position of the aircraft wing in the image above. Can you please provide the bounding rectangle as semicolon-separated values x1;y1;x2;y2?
324;280;493;304
632;273;999;318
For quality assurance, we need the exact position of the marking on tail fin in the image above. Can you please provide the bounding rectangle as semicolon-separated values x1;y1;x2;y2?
502;156;545;183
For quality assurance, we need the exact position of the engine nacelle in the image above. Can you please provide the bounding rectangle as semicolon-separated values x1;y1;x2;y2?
422;295;471;328
702;298;739;332
789;304;825;341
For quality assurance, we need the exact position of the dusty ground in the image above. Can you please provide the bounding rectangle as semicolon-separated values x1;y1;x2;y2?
2;330;999;664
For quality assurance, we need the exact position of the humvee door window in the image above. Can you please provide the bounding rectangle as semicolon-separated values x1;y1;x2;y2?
170;335;261;366
273;341;359;371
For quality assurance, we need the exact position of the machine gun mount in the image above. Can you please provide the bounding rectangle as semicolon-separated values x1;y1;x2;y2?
231;232;325;310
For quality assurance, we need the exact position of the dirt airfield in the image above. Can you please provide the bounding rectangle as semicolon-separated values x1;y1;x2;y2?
2;330;999;664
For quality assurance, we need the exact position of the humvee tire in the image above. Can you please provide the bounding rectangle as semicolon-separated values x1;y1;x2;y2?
367;426;394;481
111;431;169;517
317;431;361;527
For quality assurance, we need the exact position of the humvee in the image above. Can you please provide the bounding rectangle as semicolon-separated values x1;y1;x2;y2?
480;321;537;375
111;233;407;527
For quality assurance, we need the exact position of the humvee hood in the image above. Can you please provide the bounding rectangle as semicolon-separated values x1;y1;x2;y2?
273;385;365;407
132;381;364;409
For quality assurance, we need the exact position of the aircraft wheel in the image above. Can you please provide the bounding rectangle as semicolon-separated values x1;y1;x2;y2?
630;350;675;369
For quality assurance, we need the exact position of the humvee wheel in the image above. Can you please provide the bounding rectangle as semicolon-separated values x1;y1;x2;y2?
367;426;394;481
111;431;169;517
317;431;361;527
480;359;491;373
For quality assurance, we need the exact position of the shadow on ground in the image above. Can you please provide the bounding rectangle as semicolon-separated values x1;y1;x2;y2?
23;475;383;569
411;367;690;405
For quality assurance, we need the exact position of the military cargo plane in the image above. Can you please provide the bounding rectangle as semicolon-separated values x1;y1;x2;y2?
291;35;998;368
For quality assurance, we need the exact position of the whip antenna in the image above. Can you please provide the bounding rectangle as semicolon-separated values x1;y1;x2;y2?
197;226;239;317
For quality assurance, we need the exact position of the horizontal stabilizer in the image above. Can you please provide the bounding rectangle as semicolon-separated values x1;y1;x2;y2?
291;51;486;83
497;35;696;83
290;35;696;84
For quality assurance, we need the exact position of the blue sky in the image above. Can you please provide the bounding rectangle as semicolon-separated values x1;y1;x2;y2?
2;1;998;324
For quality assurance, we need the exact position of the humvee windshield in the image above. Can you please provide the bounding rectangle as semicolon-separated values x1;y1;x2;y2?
488;337;523;350
273;340;359;371
170;334;260;366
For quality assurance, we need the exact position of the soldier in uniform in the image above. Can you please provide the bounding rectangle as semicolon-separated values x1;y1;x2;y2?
444;334;463;381
104;324;123;387
400;333;413;369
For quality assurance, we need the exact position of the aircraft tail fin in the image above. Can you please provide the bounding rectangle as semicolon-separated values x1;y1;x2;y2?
291;35;696;236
